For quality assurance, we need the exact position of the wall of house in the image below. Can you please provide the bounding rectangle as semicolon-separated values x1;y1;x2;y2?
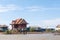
18;24;26;28
0;27;8;32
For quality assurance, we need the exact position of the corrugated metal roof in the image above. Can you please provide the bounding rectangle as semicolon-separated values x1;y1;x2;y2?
11;18;28;24
0;25;8;27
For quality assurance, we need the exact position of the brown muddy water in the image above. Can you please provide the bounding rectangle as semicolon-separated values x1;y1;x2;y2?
0;33;60;40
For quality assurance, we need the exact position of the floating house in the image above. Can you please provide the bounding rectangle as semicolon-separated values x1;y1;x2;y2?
0;25;8;32
27;26;55;32
27;26;46;32
56;24;60;30
10;18;28;32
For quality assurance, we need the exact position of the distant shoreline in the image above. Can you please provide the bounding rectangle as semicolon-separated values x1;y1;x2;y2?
0;32;59;35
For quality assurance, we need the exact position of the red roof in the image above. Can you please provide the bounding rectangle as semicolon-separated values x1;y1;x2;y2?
11;18;28;24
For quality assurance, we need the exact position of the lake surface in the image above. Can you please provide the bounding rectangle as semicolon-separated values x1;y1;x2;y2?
0;33;60;40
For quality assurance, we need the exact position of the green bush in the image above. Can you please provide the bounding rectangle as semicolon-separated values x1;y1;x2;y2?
30;27;34;32
5;30;12;34
11;29;18;34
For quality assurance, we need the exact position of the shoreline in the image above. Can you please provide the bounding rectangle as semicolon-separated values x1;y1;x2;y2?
0;32;59;35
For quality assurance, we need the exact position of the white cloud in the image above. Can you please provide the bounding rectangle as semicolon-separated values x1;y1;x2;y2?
25;6;60;12
0;5;60;12
25;6;45;12
0;4;22;12
40;18;60;28
1;5;59;12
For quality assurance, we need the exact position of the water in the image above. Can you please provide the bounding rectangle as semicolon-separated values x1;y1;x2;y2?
0;33;60;40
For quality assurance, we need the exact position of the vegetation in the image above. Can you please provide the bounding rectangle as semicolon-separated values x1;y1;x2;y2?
46;29;55;33
30;27;34;32
5;29;19;34
5;30;12;34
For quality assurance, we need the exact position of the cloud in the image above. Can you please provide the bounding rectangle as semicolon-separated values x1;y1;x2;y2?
40;18;60;28
24;6;60;12
0;4;22;12
25;6;45;12
0;5;60;12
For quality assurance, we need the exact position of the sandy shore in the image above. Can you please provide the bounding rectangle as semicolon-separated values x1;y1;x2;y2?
0;33;59;40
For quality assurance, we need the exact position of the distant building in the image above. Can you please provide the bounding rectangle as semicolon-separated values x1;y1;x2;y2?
27;26;55;32
27;26;46;32
0;25;8;32
10;18;28;32
56;25;60;30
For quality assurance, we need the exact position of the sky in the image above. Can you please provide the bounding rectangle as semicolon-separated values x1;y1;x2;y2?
0;0;60;28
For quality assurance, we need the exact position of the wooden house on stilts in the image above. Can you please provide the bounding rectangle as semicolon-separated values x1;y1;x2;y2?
10;18;28;33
